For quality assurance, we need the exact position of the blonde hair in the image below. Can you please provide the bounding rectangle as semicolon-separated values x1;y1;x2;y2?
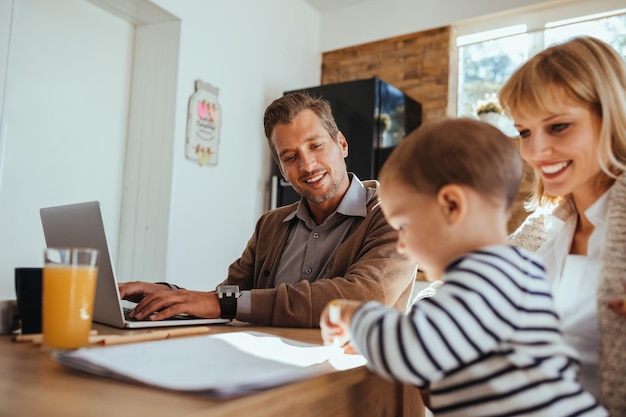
379;118;523;211
499;36;626;208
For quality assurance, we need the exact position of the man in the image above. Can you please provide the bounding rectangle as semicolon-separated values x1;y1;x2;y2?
119;92;416;327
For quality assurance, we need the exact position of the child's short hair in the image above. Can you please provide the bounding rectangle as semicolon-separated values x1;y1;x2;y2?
379;117;523;210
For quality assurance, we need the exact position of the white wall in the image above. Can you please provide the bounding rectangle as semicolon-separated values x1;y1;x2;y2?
0;0;133;298
317;0;582;51
150;0;321;290
0;0;321;299
0;0;14;199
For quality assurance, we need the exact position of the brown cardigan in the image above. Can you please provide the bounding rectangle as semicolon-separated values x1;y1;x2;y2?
221;181;417;328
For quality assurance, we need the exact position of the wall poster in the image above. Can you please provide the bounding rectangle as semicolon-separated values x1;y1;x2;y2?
185;80;221;166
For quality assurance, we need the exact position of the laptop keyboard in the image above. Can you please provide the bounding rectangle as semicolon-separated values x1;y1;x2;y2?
123;307;138;320
123;306;196;321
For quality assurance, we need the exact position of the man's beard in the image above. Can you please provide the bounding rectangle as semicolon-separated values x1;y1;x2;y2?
303;180;340;204
299;171;346;204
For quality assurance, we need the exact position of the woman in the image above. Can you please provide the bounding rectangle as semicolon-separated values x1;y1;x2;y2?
500;36;626;416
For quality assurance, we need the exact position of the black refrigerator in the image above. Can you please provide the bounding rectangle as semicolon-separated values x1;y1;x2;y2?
271;76;422;208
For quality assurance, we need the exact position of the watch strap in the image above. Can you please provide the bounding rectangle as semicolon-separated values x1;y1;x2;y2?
219;296;237;319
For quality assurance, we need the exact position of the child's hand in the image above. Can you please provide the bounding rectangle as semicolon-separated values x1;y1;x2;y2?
607;284;626;319
608;298;626;319
320;299;362;349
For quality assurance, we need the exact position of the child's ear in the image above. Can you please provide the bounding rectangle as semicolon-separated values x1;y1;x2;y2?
437;184;467;225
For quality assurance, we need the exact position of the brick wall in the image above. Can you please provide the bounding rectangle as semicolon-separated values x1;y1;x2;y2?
321;26;451;124
321;26;533;235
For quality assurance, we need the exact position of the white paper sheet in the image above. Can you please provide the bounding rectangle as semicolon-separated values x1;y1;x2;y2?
53;331;366;397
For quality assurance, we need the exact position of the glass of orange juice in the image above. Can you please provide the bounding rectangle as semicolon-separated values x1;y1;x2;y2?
42;247;99;350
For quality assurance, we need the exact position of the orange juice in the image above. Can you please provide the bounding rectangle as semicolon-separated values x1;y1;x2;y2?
42;264;98;349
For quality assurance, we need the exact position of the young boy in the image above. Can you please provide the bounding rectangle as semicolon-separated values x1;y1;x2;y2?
320;118;607;416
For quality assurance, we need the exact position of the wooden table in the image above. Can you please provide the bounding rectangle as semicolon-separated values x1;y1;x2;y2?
0;322;425;417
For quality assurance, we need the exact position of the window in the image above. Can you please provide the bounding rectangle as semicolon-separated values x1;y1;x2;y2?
455;3;626;135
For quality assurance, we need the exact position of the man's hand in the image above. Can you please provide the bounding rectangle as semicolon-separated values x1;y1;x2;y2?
119;282;221;320
118;281;172;303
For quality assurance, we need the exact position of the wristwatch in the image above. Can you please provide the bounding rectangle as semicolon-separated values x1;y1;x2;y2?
216;285;240;319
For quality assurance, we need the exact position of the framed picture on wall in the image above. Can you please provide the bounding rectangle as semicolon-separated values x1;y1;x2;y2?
185;80;221;166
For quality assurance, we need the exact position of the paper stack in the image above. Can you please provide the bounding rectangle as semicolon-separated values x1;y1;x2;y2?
53;331;366;397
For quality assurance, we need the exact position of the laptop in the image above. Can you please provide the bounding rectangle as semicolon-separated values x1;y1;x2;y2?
39;201;231;329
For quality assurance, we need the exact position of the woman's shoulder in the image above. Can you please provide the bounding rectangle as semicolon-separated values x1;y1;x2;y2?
509;197;578;252
508;210;550;252
609;172;626;202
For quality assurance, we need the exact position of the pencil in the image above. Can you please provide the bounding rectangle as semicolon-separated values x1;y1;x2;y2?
15;330;98;344
328;300;352;349
93;326;210;346
329;300;341;324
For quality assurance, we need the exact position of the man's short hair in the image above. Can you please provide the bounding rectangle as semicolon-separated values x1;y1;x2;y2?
263;92;341;162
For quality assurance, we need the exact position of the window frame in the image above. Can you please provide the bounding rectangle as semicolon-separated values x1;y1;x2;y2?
450;0;626;116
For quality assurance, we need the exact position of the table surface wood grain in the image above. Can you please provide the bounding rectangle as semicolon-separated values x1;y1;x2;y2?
0;321;425;417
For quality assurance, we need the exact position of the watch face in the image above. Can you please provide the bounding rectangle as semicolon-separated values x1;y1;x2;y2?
218;285;240;297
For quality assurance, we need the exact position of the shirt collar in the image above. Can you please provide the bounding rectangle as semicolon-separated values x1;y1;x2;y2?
282;173;367;223
543;187;611;237
585;187;610;228
334;173;368;217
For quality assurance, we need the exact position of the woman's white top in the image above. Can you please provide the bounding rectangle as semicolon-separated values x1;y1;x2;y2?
536;190;609;399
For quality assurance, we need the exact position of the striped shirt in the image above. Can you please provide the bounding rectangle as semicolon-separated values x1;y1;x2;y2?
350;245;607;417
